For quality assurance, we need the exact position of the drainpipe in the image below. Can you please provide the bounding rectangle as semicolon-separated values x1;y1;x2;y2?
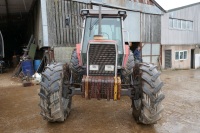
98;5;102;35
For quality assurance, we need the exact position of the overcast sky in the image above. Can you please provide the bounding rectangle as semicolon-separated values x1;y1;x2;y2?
156;0;200;10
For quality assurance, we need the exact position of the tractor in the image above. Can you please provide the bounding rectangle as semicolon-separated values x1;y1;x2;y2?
38;9;165;124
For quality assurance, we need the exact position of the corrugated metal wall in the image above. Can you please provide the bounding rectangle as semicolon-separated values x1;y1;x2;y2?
124;11;141;42
46;0;91;47
141;13;161;43
161;4;200;45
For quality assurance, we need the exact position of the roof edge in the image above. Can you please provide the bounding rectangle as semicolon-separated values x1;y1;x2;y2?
167;2;200;12
151;0;166;13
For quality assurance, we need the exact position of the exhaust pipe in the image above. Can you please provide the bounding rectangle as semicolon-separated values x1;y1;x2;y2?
98;5;102;35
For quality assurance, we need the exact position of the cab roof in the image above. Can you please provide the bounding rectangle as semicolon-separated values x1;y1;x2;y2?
80;9;127;20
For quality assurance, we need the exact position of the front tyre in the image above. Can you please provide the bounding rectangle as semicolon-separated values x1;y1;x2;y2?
121;52;135;83
38;63;72;122
132;63;165;124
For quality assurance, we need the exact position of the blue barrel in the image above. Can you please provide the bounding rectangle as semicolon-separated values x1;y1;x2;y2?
34;60;41;72
22;60;34;76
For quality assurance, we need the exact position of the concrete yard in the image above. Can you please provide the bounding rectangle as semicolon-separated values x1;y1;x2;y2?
0;69;200;133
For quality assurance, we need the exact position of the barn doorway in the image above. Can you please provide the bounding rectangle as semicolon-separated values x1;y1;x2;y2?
129;42;140;53
0;0;37;67
191;49;195;69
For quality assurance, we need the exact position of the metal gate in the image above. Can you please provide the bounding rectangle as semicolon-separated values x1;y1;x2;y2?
165;50;171;68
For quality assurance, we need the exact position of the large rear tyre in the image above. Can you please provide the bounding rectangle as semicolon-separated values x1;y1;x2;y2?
132;63;165;124
38;63;72;122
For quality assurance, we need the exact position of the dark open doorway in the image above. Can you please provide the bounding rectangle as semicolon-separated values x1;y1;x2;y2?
191;49;195;69
165;50;171;69
129;42;140;53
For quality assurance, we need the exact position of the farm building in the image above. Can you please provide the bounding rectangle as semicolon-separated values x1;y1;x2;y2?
32;0;165;63
0;0;165;65
161;2;200;69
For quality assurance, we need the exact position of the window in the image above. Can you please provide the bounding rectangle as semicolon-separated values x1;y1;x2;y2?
169;18;193;30
169;18;173;28
189;21;193;30
175;51;187;60
184;51;187;59
186;21;190;30
173;19;177;28
180;51;184;59
142;44;160;64
175;52;179;60
177;19;181;29
83;17;123;53
142;44;151;55
182;20;186;29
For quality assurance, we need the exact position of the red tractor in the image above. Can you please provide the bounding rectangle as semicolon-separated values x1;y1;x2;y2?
38;9;164;124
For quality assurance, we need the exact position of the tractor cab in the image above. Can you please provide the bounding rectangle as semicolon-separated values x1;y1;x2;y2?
80;10;127;68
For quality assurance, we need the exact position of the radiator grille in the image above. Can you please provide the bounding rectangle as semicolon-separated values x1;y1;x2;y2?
88;44;116;76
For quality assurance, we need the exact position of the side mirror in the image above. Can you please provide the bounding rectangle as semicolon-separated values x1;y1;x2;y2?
65;17;70;26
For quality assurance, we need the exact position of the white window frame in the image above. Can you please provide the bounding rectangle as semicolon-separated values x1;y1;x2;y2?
169;18;193;31
175;50;188;60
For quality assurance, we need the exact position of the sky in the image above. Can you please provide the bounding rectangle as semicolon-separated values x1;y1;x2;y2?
155;0;200;10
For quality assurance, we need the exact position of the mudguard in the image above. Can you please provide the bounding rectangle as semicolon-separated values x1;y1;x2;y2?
76;44;81;65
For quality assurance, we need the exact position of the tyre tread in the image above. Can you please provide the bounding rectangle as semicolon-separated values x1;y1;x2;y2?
132;63;164;124
39;63;72;122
